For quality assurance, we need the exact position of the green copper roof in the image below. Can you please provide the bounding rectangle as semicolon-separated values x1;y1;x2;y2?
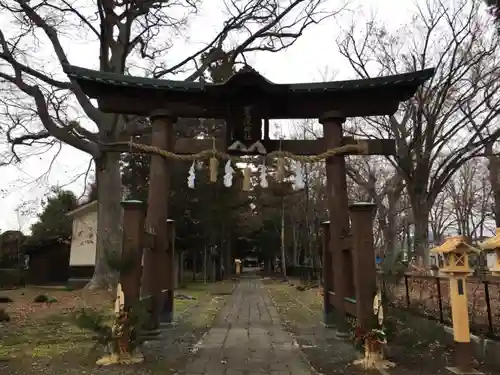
63;64;435;95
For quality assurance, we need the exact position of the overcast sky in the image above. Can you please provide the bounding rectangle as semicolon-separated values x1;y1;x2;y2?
0;0;416;232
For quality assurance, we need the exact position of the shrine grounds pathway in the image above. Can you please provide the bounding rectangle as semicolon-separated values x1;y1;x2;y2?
177;276;315;375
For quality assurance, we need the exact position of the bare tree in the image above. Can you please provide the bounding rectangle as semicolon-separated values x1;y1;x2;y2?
345;157;406;259
485;0;500;32
0;0;345;288
337;0;500;266
445;158;494;239
428;190;454;244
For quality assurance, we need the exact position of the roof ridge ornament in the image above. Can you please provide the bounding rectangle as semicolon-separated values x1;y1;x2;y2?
227;140;267;155
239;64;257;73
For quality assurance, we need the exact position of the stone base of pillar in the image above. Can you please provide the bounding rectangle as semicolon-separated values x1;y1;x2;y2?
334;313;351;338
160;321;176;328
139;329;162;341
323;311;335;328
353;340;395;371
96;350;144;366
445;341;483;375
335;330;350;339
445;367;483;375
160;289;174;324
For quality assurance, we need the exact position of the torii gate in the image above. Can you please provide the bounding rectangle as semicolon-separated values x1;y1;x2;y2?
65;63;434;332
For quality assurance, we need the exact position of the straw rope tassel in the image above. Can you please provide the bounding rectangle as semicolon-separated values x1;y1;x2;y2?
209;138;218;183
242;166;251;191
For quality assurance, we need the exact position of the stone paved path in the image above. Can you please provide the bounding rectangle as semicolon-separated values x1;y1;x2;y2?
181;276;315;375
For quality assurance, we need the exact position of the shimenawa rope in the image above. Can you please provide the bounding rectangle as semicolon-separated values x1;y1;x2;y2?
103;140;369;163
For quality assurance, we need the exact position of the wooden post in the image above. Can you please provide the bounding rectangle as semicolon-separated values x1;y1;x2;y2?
320;111;351;335
120;200;146;311
431;236;482;374
142;110;175;330
321;220;334;327
449;276;476;373
349;202;377;330
160;219;175;324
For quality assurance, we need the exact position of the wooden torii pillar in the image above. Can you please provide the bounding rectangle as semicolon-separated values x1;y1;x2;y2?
141;110;176;331
320;111;394;335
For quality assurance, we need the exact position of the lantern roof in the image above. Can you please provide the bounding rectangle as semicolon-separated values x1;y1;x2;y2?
430;235;481;255
479;229;500;251
63;64;435;118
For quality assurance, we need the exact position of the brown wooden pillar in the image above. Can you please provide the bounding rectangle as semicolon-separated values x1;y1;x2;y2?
321;221;334;327
349;202;377;330
120;200;146;311
142;110;176;330
320;111;350;334
160;219;175;324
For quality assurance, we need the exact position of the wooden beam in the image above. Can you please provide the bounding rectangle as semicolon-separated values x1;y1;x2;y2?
110;136;395;156
101;93;402;118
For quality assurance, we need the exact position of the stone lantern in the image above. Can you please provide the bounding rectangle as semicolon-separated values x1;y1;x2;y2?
234;259;242;275
479;228;500;276
430;235;482;375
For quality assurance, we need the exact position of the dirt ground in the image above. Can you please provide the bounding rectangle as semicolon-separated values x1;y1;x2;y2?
0;280;234;375
265;277;500;375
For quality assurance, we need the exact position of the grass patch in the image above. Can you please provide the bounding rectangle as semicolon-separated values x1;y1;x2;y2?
175;280;233;316
0;280;230;365
266;281;323;327
186;295;227;328
0;313;96;359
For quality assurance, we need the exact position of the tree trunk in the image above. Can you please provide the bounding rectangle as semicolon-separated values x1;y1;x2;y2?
412;201;430;269
86;152;122;290
487;143;500;227
203;245;207;283
178;250;184;286
192;250;197;281
173;251;179;289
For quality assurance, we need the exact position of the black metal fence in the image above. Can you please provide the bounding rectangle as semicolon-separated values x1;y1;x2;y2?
379;274;500;340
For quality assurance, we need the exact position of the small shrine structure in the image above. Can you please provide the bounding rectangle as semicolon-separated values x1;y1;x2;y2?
479;228;500;276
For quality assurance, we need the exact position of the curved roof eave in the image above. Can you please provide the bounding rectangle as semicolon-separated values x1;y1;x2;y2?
63;64;435;97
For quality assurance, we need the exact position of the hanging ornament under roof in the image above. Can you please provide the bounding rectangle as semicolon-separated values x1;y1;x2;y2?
259;162;268;188
292;161;304;190
187;161;196;189
223;160;234;187
242;166;251;192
